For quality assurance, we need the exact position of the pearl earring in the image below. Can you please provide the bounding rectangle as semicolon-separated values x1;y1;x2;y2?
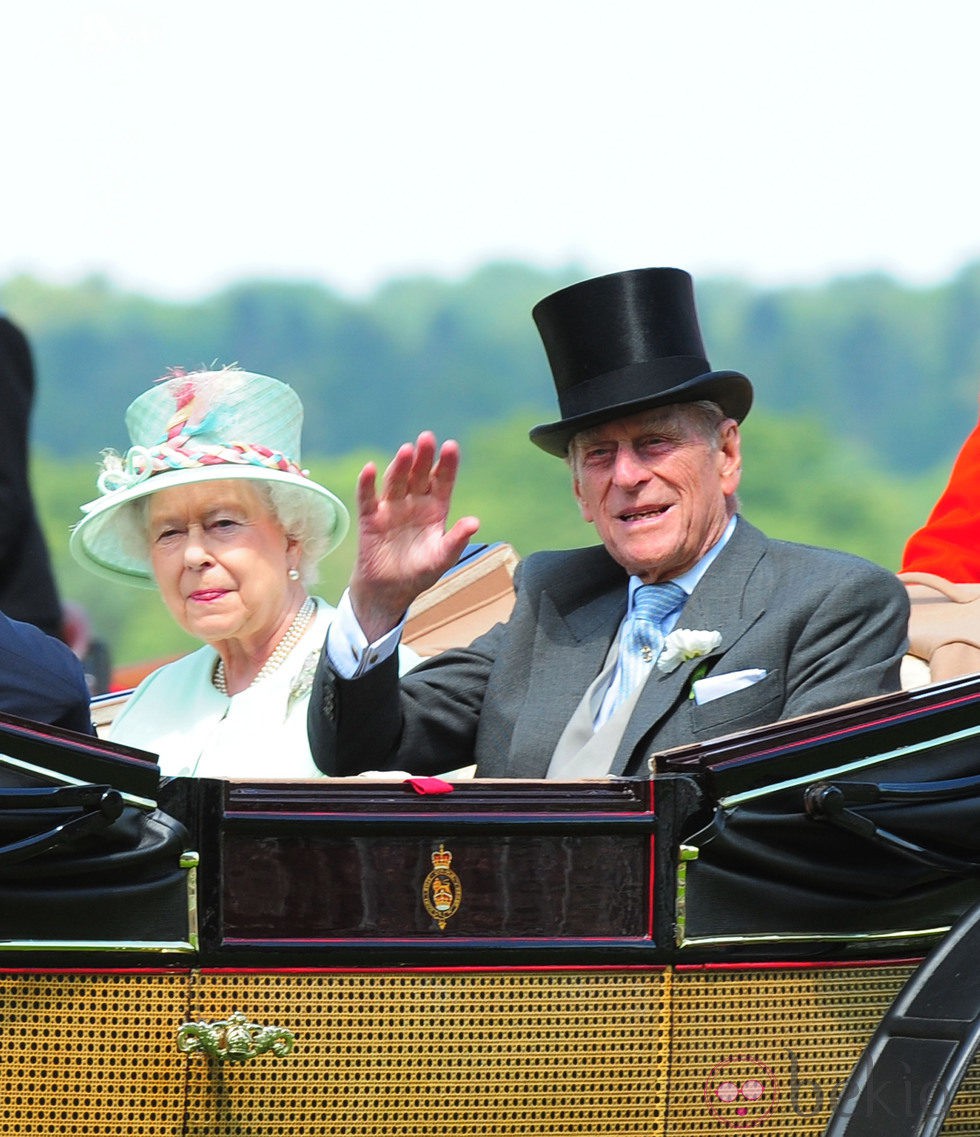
288;568;300;581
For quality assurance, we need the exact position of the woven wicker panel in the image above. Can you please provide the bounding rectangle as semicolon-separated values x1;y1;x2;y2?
3;965;978;1135
941;1050;980;1134
667;962;980;1136
667;963;913;1135
0;970;191;1136
185;969;672;1136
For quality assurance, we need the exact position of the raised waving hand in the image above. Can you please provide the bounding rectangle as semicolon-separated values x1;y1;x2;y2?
349;432;480;642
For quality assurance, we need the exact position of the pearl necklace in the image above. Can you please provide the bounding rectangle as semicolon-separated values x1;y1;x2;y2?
213;596;316;696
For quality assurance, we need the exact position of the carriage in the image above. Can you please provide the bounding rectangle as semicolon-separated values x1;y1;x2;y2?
1;547;978;1137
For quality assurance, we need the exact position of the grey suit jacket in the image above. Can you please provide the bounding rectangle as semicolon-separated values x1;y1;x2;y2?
308;518;910;778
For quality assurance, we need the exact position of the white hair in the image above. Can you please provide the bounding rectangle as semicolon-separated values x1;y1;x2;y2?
567;400;730;473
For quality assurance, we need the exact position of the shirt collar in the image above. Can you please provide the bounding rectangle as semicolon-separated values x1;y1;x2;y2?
627;514;738;607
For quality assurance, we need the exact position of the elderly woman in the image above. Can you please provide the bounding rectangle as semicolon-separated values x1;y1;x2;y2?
71;366;415;778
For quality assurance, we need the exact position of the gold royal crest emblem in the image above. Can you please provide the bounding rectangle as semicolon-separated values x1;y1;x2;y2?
423;844;462;929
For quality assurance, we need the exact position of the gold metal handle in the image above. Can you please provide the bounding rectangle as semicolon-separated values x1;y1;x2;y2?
177;1011;295;1063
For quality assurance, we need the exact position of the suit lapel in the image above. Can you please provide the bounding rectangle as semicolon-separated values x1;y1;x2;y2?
507;549;627;778
611;518;770;774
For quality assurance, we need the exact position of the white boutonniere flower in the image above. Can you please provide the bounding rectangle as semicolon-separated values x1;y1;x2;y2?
657;629;723;675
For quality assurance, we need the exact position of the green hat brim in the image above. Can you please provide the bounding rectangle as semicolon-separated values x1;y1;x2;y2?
70;464;350;589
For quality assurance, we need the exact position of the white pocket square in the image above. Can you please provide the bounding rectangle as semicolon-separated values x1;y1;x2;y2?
692;668;767;706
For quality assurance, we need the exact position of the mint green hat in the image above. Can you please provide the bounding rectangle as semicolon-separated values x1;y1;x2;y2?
71;367;349;588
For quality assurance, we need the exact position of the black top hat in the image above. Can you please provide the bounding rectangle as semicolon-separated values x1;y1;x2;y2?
529;267;753;456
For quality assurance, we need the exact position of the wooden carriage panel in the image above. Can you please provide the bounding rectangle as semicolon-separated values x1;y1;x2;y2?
203;779;656;954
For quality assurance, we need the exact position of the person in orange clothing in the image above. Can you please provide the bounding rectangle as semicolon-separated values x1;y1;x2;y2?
903;408;980;580
900;407;980;683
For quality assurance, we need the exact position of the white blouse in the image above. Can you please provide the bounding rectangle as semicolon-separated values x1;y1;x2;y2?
110;598;417;779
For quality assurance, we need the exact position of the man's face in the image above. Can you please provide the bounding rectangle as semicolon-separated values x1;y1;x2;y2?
570;405;742;583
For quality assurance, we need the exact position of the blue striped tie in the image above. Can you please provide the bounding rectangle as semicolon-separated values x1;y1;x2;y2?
614;581;687;708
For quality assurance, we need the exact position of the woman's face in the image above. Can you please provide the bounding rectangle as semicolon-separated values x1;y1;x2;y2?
147;480;301;652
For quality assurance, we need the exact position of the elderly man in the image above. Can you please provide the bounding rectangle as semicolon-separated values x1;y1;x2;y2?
309;267;909;779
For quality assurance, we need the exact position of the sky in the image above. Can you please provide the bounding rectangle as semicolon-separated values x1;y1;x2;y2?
4;0;980;302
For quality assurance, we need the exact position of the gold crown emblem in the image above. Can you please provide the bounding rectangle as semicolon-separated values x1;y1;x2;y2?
423;843;462;929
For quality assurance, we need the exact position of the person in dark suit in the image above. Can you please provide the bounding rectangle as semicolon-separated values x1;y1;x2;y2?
308;267;909;779
0;314;64;638
0;607;93;734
